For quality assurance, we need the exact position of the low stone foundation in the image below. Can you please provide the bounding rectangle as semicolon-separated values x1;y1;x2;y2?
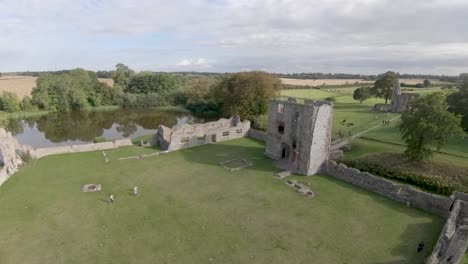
247;129;267;142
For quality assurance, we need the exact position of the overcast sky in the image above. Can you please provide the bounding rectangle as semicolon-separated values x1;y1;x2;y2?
1;0;467;74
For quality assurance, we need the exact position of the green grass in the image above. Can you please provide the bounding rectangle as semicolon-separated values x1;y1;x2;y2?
0;138;443;263
363;121;468;158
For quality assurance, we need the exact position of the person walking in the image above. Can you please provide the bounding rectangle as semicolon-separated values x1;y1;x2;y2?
108;194;115;205
133;186;139;196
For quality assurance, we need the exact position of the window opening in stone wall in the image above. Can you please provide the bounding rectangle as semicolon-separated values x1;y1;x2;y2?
277;121;285;134
236;129;242;134
278;103;284;113
223;131;230;137
197;135;205;141
180;137;189;143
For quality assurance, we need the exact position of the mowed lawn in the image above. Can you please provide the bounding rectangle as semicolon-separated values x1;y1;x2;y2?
0;138;443;263
281;88;399;138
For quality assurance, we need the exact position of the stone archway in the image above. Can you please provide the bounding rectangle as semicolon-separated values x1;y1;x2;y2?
281;143;290;159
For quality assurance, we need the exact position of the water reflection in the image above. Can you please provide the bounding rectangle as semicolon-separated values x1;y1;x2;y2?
1;108;205;148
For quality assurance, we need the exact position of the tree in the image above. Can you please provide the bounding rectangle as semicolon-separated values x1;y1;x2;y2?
113;63;134;89
400;92;463;161
353;87;371;104
423;79;431;87
0;92;21;112
125;72;176;95
447;77;468;130
212;71;281;121
371;71;397;104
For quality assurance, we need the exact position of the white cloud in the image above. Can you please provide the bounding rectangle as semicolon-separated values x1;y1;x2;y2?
0;0;467;74
176;58;211;67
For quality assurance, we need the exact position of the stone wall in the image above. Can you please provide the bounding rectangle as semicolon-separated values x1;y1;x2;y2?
155;116;251;151
265;98;333;176
247;129;267;142
426;200;468;264
0;128;32;187
373;103;393;112
32;139;133;159
373;79;419;113
322;161;453;217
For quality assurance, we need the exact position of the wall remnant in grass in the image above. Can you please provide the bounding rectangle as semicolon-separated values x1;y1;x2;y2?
0;128;32;186
427;200;468;264
247;129;267;142
322;161;453;217
155;116;250;151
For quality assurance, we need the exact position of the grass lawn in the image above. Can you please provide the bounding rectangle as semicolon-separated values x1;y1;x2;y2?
363;121;468;159
0;138;443;263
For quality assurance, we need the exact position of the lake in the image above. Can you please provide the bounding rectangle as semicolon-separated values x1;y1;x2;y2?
0;108;206;148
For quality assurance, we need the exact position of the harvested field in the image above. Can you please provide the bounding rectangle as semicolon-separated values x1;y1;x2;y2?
0;75;114;98
281;78;373;86
0;76;37;98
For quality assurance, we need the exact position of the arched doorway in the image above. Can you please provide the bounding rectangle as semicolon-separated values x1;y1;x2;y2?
280;143;290;159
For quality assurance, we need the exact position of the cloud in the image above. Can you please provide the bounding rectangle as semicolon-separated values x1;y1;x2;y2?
0;0;467;74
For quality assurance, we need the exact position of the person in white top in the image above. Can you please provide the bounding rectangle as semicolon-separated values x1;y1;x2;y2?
109;194;114;205
133;186;138;196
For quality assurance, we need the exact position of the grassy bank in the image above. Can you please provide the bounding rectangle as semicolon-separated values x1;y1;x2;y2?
0;138;442;263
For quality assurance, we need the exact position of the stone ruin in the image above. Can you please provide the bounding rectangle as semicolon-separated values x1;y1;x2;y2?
81;184;102;192
265;98;333;176
374;78;419;113
154;116;250;151
0;128;30;186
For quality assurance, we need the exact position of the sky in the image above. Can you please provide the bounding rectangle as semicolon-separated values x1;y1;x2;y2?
1;0;468;75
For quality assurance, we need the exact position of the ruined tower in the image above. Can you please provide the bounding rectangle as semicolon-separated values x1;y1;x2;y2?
265;98;333;176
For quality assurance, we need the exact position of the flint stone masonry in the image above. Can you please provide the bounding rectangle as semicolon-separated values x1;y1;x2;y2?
0;128;32;187
31;139;132;159
247;128;267;142
155;116;250;151
374;78;419;113
322;161;453;217
426;200;468;264
265;98;333;176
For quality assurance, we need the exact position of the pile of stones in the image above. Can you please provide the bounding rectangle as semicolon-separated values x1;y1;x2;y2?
285;179;315;198
81;184;102;192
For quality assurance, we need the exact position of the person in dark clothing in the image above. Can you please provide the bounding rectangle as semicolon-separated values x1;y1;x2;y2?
417;241;424;253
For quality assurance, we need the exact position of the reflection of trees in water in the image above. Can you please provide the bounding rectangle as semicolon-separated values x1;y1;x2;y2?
7;109;203;143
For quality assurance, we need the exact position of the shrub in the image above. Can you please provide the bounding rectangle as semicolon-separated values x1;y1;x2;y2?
0;92;21;112
325;96;336;103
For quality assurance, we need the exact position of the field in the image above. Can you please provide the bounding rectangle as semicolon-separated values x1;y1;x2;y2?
0;75;113;98
281;78;372;86
281;78;450;87
280;87;400;138
0;138;443;263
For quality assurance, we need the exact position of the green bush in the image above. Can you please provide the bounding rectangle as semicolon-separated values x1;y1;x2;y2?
0;92;21;112
341;153;467;195
325;96;336;103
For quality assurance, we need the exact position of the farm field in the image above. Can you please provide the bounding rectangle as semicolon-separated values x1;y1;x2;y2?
0;138;443;263
0;75;113;98
281;78;372;86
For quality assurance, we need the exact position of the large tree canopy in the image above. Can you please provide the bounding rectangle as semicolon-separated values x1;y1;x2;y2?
125;72;177;95
371;71;397;104
400;92;463;161
447;76;468;131
353;87;371;104
212;71;281;121
113;63;134;89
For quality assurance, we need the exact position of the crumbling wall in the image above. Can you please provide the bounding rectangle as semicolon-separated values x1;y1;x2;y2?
0;128;24;186
373;103;393;112
426;200;468;264
322;161;453;217
247;129;267;142
31;139;132;158
374;79;419;113
155;116;250;151
265;98;333;176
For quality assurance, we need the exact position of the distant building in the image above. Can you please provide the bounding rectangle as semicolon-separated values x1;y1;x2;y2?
265;98;333;176
374;79;419;113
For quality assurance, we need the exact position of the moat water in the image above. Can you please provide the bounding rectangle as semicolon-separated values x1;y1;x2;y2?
0;108;205;148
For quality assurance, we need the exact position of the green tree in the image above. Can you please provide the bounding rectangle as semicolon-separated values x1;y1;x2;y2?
0;92;21;112
400;92;463;161
212;72;281;121
20;96;37;111
447;77;468;130
353;87;371;104
371;71;397;104
113;63;134;89
125;72;176;95
423;79;431;87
